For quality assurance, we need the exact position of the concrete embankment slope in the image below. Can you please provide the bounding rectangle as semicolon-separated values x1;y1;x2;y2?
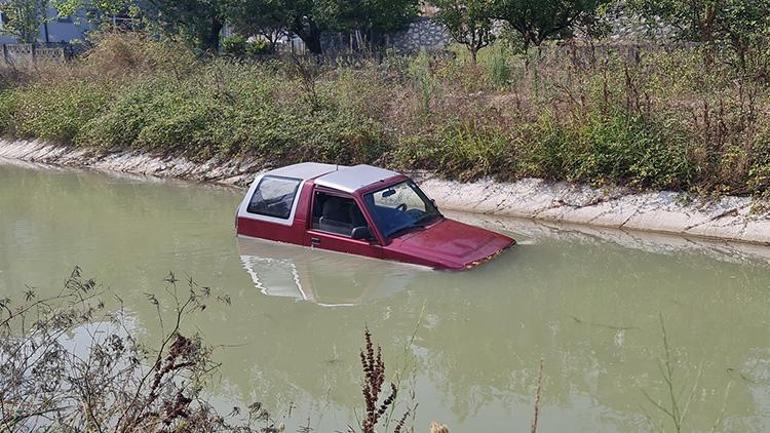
2;139;769;245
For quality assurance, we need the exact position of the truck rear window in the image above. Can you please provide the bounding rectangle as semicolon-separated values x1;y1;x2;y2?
247;176;301;219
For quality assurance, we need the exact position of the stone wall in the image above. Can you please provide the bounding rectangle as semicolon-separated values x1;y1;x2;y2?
387;17;451;53
321;17;451;54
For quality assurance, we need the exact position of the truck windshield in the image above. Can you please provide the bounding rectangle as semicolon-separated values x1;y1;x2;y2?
363;181;441;239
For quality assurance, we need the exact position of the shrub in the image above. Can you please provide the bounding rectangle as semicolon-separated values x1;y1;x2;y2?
435;121;511;179
246;38;271;56
12;81;109;144
222;34;248;58
487;46;512;89
83;31;197;77
573;111;696;189
0;268;284;433
0;90;17;135
749;132;770;196
407;50;437;114
515;114;573;180
222;35;270;58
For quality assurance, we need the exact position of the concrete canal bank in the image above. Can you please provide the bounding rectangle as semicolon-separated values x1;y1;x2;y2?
2;139;769;245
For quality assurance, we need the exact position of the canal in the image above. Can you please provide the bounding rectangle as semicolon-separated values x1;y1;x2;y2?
2;160;770;433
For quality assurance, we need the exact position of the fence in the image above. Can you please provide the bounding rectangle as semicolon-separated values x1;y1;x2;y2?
1;43;75;65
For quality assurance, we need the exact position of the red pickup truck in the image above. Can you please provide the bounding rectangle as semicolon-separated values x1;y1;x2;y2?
235;163;515;270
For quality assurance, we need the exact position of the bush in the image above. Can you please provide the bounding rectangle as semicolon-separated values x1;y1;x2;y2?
0;90;17;135
12;82;109;144
487;46;512;89
572;112;696;189
83;31;197;77
222;34;248;58
749;132;770;196
246;38;270;56
75;58;385;163
222;35;271;58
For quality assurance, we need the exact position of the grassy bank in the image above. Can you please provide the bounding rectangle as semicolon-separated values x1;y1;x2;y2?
1;32;769;198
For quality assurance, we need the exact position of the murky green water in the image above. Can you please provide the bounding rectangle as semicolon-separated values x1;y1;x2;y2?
3;160;770;433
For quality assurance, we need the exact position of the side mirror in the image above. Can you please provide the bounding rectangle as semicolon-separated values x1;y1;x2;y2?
351;226;374;241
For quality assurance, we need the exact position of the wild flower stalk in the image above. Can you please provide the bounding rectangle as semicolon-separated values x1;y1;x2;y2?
530;358;544;433
359;327;403;433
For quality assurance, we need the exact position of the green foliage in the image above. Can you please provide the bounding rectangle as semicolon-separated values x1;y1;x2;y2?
0;0;49;43
143;0;228;52
748;131;770;195
52;0;140;23
221;34;248;57
432;0;496;64
11;82;109;143
395;110;697;189
393;120;510;179
496;22;527;54
569;112;696;189
629;0;770;69
492;0;611;49
327;0;419;33
246;38;270;55
198;0;419;54
407;50;437;114
223;0;289;49
630;0;768;43
0;91;18;135
487;45;511;88
222;35;271;58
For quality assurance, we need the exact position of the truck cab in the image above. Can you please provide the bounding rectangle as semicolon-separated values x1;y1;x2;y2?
236;163;514;270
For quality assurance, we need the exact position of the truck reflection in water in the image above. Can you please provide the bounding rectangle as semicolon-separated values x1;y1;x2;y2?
237;237;424;306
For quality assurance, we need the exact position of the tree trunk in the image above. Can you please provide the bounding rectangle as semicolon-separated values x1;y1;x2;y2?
292;16;323;54
470;47;478;65
201;15;223;53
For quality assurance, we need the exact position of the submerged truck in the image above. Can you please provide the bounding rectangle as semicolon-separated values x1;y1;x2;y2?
236;163;515;270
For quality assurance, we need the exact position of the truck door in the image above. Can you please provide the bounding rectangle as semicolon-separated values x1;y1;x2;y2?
305;189;383;259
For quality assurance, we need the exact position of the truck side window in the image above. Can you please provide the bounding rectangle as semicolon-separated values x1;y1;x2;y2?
312;192;368;237
247;176;301;219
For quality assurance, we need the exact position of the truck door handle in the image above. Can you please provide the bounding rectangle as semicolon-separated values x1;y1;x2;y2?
310;237;321;246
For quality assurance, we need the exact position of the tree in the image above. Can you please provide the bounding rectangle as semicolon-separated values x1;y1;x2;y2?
143;0;228;52
51;0;140;27
223;0;290;51
219;0;419;55
284;0;419;54
51;0;226;51
0;0;49;43
432;0;496;64
628;0;718;43
630;0;770;69
716;0;770;70
493;0;609;50
331;0;418;34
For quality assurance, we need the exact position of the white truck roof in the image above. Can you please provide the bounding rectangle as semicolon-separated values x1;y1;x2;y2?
264;163;401;193
265;162;339;181
314;164;401;193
